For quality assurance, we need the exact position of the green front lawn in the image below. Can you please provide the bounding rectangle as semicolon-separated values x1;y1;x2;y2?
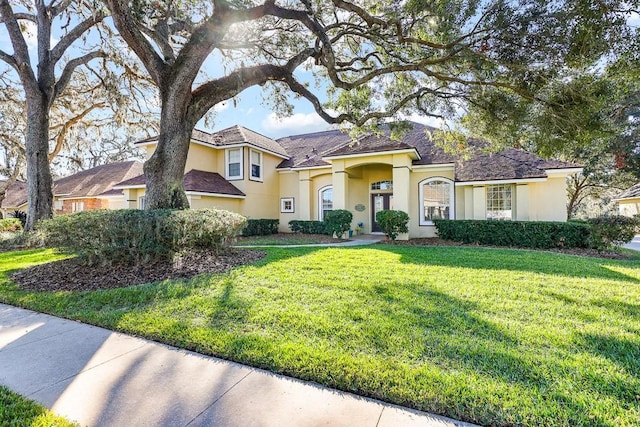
0;385;76;427
1;246;639;426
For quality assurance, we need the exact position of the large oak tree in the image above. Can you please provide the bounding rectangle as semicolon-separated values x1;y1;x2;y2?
106;0;636;210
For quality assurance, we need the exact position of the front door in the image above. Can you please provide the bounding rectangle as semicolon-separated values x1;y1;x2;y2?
371;193;393;232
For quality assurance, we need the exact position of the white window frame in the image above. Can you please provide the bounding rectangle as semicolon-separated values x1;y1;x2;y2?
280;197;295;213
486;184;513;220
138;196;146;210
318;185;333;221
226;147;244;180
419;177;454;225
249;149;263;182
72;201;85;213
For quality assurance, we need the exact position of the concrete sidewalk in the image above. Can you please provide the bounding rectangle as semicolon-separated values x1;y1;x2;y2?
0;303;475;427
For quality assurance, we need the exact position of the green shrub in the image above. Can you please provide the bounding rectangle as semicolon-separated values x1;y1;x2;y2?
288;220;329;235
587;215;640;249
323;209;353;239
242;219;279;236
0;218;21;232
434;219;591;249
40;209;247;266
376;210;409;240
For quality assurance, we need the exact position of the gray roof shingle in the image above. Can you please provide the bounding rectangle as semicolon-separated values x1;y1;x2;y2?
1;180;27;208
54;161;143;198
115;169;245;197
618;182;640;200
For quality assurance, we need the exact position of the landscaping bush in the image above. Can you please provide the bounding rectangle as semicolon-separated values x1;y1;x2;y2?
376;210;409;240
242;219;279;236
12;210;26;228
288;220;329;235
434;219;591;249
0;218;21;232
587;215;640;249
40;209;247;265
323;209;353;238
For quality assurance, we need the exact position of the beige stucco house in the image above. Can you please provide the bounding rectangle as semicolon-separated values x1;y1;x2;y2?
617;183;640;217
110;123;582;239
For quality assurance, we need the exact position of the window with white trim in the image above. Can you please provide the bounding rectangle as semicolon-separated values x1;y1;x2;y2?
371;180;393;191
281;197;294;213
71;201;85;213
486;184;513;220
250;149;262;181
226;148;243;180
138;196;146;210
319;186;333;220
419;178;454;225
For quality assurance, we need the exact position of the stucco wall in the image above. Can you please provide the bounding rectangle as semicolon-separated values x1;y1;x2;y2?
619;199;640;217
184;143;219;173
188;195;242;212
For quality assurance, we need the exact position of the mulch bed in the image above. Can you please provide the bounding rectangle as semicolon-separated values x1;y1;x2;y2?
11;249;266;292
380;237;633;260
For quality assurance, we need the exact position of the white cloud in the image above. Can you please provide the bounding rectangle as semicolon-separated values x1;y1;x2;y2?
213;102;229;112
399;113;447;129
261;112;334;136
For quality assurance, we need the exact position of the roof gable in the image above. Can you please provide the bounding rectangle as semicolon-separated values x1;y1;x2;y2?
54;161;143;198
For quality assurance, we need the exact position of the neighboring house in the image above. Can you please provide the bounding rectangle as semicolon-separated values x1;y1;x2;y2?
113;123;582;239
617;183;640;217
1;161;143;218
0;180;28;218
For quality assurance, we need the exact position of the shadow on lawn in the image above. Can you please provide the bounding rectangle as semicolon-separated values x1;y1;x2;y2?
376;245;640;284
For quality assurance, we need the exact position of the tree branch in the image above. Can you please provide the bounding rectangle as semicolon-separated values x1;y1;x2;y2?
50;10;107;65
48;101;106;161
0;0;36;86
54;51;107;97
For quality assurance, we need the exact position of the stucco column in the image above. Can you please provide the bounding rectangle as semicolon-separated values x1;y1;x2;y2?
124;189;137;209
392;156;411;240
332;160;348;210
472;186;486;219
516;184;530;221
298;170;312;220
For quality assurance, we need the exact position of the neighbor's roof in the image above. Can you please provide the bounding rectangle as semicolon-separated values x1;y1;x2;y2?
618;182;640;200
455;148;582;182
54;161;143;199
115;169;245;197
0;180;27;208
136;126;289;158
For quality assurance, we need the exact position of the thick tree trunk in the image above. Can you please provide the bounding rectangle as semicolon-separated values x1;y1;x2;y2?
24;94;54;230
144;106;191;210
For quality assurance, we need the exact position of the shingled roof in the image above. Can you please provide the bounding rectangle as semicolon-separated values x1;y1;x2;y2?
454;148;580;182
115;169;245;197
1;181;27;208
618;182;640;200
276;122;580;180
54;161;143;198
136;126;289;158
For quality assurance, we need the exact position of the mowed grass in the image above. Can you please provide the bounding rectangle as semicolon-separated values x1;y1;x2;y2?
1;246;640;426
0;385;77;427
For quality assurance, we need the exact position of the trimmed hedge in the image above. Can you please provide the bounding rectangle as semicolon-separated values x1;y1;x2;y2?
41;209;246;266
376;210;409;240
0;218;21;232
242;219;279;236
434;219;591;249
587;215;640;249
288;220;329;235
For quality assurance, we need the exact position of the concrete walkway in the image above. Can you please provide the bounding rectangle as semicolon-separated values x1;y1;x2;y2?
235;233;387;248
0;304;475;427
623;235;640;251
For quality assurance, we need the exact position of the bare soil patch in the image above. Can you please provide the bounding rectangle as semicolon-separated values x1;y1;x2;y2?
381;237;633;260
11;249;266;292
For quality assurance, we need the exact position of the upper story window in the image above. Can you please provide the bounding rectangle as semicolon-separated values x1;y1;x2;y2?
419;177;454;225
226;148;243;180
486;184;513;220
250;149;263;181
319;186;333;221
371;180;393;191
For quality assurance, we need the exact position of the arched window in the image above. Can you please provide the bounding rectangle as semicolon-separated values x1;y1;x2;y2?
318;186;333;220
419;177;454;225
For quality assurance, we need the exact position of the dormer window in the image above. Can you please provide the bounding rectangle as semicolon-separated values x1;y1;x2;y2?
250;149;262;181
226;148;243;180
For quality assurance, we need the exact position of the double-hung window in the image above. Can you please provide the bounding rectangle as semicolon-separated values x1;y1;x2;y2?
226;148;243;180
250;149;262;181
486;184;513;220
